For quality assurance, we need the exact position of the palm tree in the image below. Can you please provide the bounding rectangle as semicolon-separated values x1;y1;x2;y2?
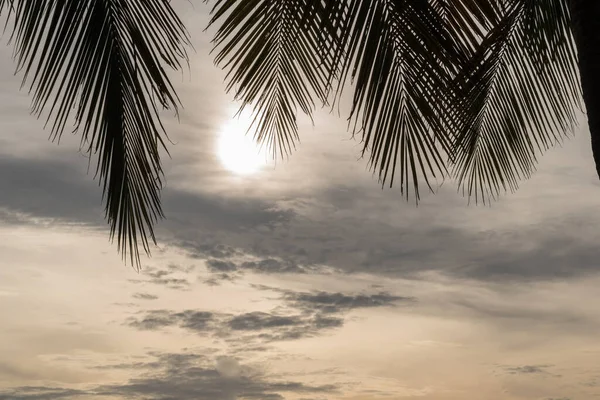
1;0;597;265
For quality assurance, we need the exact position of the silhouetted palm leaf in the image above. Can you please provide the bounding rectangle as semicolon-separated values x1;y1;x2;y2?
0;0;190;267
450;0;582;202
210;0;460;200
329;0;458;200
208;0;339;159
209;0;587;204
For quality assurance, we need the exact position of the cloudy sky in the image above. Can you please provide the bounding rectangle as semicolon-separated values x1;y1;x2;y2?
1;3;600;400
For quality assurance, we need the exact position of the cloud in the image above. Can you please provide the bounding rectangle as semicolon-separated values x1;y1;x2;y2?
132;293;159;301
127;310;216;333
126;288;413;344
240;259;308;274
282;291;414;314
170;182;600;285
98;353;338;400
0;158;102;227
202;257;322;285
506;365;550;375
161;188;295;233
126;310;180;331
202;260;239;284
128;266;193;291
206;259;238;273
0;156;294;249
312;315;344;329
0;351;339;400
178;311;218;332
183;242;239;259
228;312;302;331
503;365;560;377
126;309;339;343
4;152;600;285
225;311;344;342
0;387;87;400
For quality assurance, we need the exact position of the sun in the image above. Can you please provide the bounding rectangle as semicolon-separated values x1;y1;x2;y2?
217;110;267;175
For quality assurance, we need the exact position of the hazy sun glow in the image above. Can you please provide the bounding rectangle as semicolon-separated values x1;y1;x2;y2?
218;110;267;175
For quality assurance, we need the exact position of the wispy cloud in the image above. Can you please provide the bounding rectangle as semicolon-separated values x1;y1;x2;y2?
132;293;159;301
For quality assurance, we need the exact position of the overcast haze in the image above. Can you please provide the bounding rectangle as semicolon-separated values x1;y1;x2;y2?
1;3;600;400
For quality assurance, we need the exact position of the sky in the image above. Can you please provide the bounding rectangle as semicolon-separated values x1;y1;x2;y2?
1;3;600;400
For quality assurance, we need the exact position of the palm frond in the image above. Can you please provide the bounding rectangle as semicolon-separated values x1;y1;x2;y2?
329;0;466;201
0;0;190;267
208;0;337;159
433;0;503;60
450;0;582;203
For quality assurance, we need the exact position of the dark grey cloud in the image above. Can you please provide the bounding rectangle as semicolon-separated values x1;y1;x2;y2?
0;387;87;400
93;360;163;371
126;288;412;343
0;351;339;400
171;185;600;284
0;157;103;226
203;258;321;285
228;312;301;331
240;259;307;274
182;241;239;259
282;291;414;314
206;259;238;273
127;310;216;333
312;315;344;329
4;146;600;285
162;186;295;234
178;311;217;332
127;310;181;331
254;212;600;283
229;314;337;342
506;365;549;374
0;156;294;239
504;365;558;377
129;266;192;291
225;311;344;342
97;352;337;400
132;293;159;301
126;309;339;342
203;260;239;285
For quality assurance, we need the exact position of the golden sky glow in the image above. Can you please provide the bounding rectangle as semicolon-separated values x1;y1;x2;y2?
1;3;600;400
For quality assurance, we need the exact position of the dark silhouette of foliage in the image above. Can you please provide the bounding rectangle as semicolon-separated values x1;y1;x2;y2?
2;0;598;265
0;0;190;266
